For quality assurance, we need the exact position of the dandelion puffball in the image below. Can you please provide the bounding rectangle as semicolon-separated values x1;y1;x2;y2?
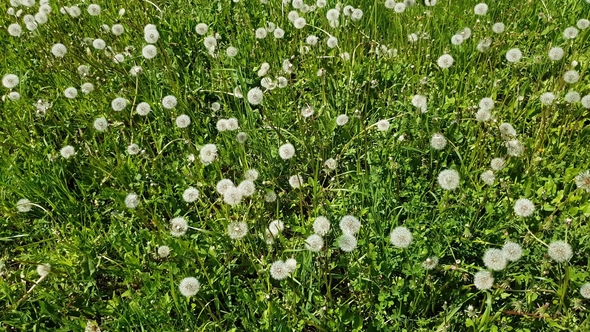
170;217;188;237
473;271;494;290
247;87;263;105
390;226;413;248
437;54;454;69
228;222;248;239
438;169;460;190
179;277;200;297
514;198;535;217
483;248;507;271
278;143;295;160
182;187;199;202
547;241;573;263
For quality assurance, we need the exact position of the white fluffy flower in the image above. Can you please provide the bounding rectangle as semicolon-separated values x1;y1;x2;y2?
17;198;33;212
340;215;361;235
483;248;507;271
162;95;178;109
437;54;454;68
336;114;349;126
376;119;390;131
199;143;218;164
438;169;460;190
179;277;200;297
305;234;324;252
480;170;495;185
313;216;330;236
170;217;188;236
157;245;170;258
51;43;67;57
338;234;357;252
175;114;191;128
473;3;488;15
37;264;51;277
505;48;522;63
412;94;428;112
492;22;505;34
124;193;140;209
93;117;108;131
390;226;412;248
288;175;304;188
514;198;534;217
195;23;208;35
430;133;447;150
502;242;523;262
238;180;256;196
228;221;248;239
279;143;295;160
473;271;494;290
142;45;157;59
270;260;290;280
136;102;151;116
247;87;263;105
111;97;127;111
182;187;200;202
547;241;572;263
490;158;505;171
2;74;19;89
548;47;564;61
540;92;556;105
60;145;75;159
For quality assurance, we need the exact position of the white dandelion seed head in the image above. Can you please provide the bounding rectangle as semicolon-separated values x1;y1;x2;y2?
288;174;304;189
479;97;495;111
376;119;390;131
430;133;447;150
580;284;590;299
412;94;428;112
338;234;358;252
175;114;191;128
237;180;256;197
8;23;22;37
514;198;535;217
37;264;51;277
81;83;94;94
438;169;460;190
565;91;581;103
195;23;208;35
564;70;580;84
326;8;339;21
93;117;108;131
339;215;361;235
111;24;124;35
274;27;285;38
336;114;349;126
270;260;290;280
255;27;267;39
60;145;75;159
505;48;522;63
199;143;218;164
306;35;318;46
247;87;263;105
548;47;564;61
313;216;331;236
8;92;20;100
483;248;507;271
264;191;277;203
17;198;33;212
474;271;494;290
223;187;243;206
157;245;170;258
64;87;77;99
390;226;413;248
124;193;139;209
317;0;327;7
422;256;439;270
136;102;151;116
216;179;235;195
451;34;464;45
490;157;506;171
575;170;590;192
305;234;324;252
2;74;19;89
170;217;188;237
279;143;295;160
474;3;488;15
87;4;101;16
505;139;524;157
127;143;140;155
244;169;259;181
204;36;217;50
285;258;297;273
547;241;573;263
492;22;505;34
293;17;306;29
228;221;248;239
301;105;314;118
162;95;178;109
581;95;590;109
394;2;406;13
502;242;523;262
179;277;200;297
327;36;338;48
385;0;396;9
577;19;590;30
408;33;419;43
142;45;157;59
111;97;127;111
288;10;299;22
182;187;200;203
268;220;284;236
236;132;248;143
226;46;238;57
563;27;579;39
437;54;454;69
480;170;495;185
499;123;516;137
540;92;556;105
216;119;228;132
324;158;337;170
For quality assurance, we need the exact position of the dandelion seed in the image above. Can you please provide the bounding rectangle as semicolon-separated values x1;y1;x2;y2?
274;28;285;38
476;38;492;52
540;92;556;105
305;234;324;252
336;114;349;126
317;0;327;7
565;91;581;103
93;117;108;131
228;222;248;239
483;248;507;271
279;143;295;160
225;46;238;57
492;22;505;34
514;198;534;217
575;170;590;192
474;3;488;15
548;47;564;61
87;4;101;16
195;23;208;35
142;45;157;59
268;220;284;237
502;242;523;262
288;10;299;22
17;198;33;212
247;87;263;105
60;145;75;159
264;191;277;202
385;0;396;9
505;48;522;63
422;257;439;270
81;83;94;94
479;98;494;111
182;187;199;203
288;175;304;189
581;95;590;109
157;245;170;258
340;215;361;235
499;123;516;137
199;143;217;164
293;17;306;29
255;27;267;39
578;19;590;30
324;158;337;170
580;284;590;299
144;29;159;43
216;179;235;195
547;241;573;263
351;9;363;20
505;139;524;157
312;216;331;236
437;54;454;69
430;133;447;150
64;87;77;99
162;95;177;109
170;217;188;237
111;24;124;35
8;92;20;100
124;193;140;209
390;226;413;248
326;8;339;21
327;36;338;48
244;169;259;181
408;33;419;43
238;180;256;196
111;97;127;111
480;170;495;185
412;94;428;112
473;271;494;290
490;158;505;171
127;143;140;155
37;264;51;277
179;277;200;297
175;114;191;128
270;260;290;280
564;70;580;84
563;27;579;39
394;2;406;13
2;74;19;89
130;66;143;76
285;258;297;273
376;119;390;131
438;169;460;190
451;34;464;45
67;6;81;17
301;105;314;118
236;132;248;143
338;234;357;252
8;23;22;37
306;35;318;46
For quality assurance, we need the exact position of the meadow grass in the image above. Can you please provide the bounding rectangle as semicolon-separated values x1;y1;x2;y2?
1;0;590;330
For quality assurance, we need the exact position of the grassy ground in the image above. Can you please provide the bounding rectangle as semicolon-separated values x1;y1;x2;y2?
1;0;590;330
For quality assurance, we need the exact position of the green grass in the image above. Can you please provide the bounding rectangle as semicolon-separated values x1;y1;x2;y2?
1;0;590;330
